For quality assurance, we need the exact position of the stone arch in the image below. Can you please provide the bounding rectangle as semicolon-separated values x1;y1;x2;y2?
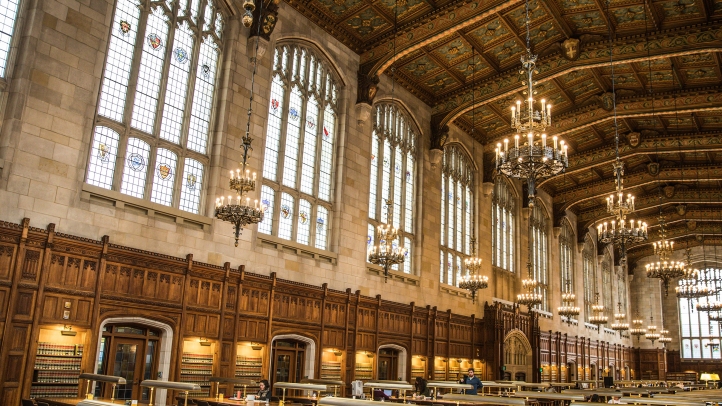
377;343;408;382
95;316;174;405
503;329;532;382
272;37;347;86
270;333;317;380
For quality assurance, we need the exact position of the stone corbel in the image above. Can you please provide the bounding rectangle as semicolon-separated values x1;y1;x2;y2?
355;73;379;126
429;125;449;169
247;36;270;61
553;226;562;238
482;182;494;197
355;103;373;127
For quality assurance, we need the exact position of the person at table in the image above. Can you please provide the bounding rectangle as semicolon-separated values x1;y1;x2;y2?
257;379;271;401
458;368;483;394
607;395;625;404
414;377;431;397
588;394;601;402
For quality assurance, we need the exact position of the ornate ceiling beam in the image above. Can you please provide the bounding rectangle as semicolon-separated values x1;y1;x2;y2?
553;164;722;212
537;0;573;39
457;31;500;73
591;0;616;33
433;23;722;126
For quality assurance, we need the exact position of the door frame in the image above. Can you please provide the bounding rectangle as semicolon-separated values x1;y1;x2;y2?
269;334;316;380
107;336;148;401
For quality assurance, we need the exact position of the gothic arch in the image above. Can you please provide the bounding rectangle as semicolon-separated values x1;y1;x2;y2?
503;329;532;381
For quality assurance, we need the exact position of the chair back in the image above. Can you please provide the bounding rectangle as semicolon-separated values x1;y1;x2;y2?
21;399;35;406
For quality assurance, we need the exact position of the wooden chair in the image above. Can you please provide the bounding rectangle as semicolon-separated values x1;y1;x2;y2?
20;400;34;406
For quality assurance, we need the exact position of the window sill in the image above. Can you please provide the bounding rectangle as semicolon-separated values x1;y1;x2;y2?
81;183;211;230
257;233;337;264
584;322;600;331
534;309;553;319
366;265;420;285
439;283;472;299
561;316;579;326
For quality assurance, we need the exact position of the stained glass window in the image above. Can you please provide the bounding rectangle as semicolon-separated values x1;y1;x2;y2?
492;177;515;273
601;251;613;320
583;237;596;322
440;144;474;286
259;43;339;250
0;0;20;78
559;221;575;320
87;0;223;214
367;103;417;275
530;201;549;312
679;268;722;359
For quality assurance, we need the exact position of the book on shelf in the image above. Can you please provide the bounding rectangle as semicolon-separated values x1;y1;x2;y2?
30;342;84;398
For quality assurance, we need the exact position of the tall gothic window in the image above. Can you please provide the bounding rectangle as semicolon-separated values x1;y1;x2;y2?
601;252;614;320
679;268;722;359
439;144;473;286
492;177;515;273
530;202;549;311
367;103;417;274
85;0;224;214
616;267;627;315
559;221;574;316
258;43;339;250
0;0;20;78
582;237;596;322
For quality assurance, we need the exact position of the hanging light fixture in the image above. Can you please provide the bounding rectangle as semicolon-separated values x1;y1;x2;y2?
630;313;647;341
589;293;608;327
658;328;671;347
368;200;407;282
610;302;629;335
215;0;267;247
494;0;567;207
595;0;647;263
557;280;579;324
645;216;686;296
645;316;659;344
241;0;256;28
517;218;541;309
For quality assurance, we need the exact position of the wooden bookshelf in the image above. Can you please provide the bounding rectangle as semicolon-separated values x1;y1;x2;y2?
30;342;84;398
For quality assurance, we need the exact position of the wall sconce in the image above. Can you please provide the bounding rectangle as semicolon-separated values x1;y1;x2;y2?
61;325;76;336
457;359;462;363
332;350;343;356
365;351;375;359
251;342;263;350
200;337;211;346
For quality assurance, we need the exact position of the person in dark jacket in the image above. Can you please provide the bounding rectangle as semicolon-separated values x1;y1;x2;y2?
414;377;431;397
257;380;271;401
458;368;483;395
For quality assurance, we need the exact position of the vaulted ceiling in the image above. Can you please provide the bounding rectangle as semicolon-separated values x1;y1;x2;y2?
285;0;722;269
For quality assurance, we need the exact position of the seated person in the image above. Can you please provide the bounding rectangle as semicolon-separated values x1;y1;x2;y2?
607;395;625;404
589;394;601;402
373;389;391;401
414;377;431;397
256;380;271;401
458;368;483;395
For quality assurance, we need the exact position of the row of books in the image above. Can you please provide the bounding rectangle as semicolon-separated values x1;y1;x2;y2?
37;342;83;357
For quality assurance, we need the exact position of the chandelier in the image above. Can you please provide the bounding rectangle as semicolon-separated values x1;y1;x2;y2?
645;217;685;296
645;317;659;344
517;261;542;308
630;314;646;341
658;328;671;346
676;270;713;299
241;0;256;27
215;21;266;247
494;0;567;207
589;293;608;326
368;200;407;282
459;238;488;303
696;300;722;312
557;280;579;324
610;302;629;335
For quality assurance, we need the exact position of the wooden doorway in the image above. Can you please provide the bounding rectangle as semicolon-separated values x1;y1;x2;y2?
94;324;160;402
377;348;398;380
271;340;306;396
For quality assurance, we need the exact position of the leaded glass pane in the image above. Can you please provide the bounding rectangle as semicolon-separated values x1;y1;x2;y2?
381;139;391;223
456;256;462;288
120;138;151;198
130;7;169;133
403;236;411;274
368;223;375;254
404;154;414;233
278;193;294;240
263;75;285;181
318;105;335;201
447;252;453;286
86;127;120;190
98;0;141;122
0;0;19;77
187;37;219;154
315;206;328;250
159;21;194;144
297;199;311;245
369;134;379;219
179;158;203;213
393;148;402;229
150;148;177;206
258;186;275;235
282;87;302;188
439;252;444;283
440;176;445;247
299;97;319;195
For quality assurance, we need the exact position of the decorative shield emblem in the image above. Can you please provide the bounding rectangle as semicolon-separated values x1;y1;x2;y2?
371;154;376;162
119;20;132;36
157;163;172;180
299;211;308;224
323;126;329;138
289;107;299;120
647;162;660;176
280;205;291;218
600;92;615;111
627;131;641;148
383;158;390;168
406;171;411;182
147;33;162;50
201;64;211;79
262;14;277;35
271;99;279;112
261;198;270;210
687;220;697;231
561;38;581;61
317;217;325;231
367;235;372;245
395;163;400;173
174;47;189;64
307;119;315;129
128;153;145;171
676;204;687;216
98;143;110;163
186;174;197;190
664;185;675;198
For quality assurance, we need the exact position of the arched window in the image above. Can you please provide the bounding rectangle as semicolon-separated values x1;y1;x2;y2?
582;237;596;322
367;103;417;274
679;268;722;359
492;177;515;273
85;0;224;214
602;251;613;320
440;144;473;286
530;202;549;311
0;0;21;78
616;266;627;316
559;221;575;317
258;43;340;250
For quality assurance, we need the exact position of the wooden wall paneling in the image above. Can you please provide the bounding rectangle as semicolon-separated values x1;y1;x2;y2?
266;273;276;355
350;290;360;381
174;254;193;381
217;262;230;377
229;265;244;381
0;242;17;282
343;289;351;384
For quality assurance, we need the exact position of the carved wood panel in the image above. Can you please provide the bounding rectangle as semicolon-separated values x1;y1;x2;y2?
0;244;16;281
41;294;93;325
379;312;409;334
186;278;222;309
323;329;344;348
412;339;426;354
449;323;471;341
273;294;320;322
13;290;35;321
102;264;183;303
237;318;267;341
449;343;470;358
435;321;448;339
413;317;427;336
356;308;376;330
46;254;97;291
238;288;269;314
223;317;234;339
323;302;346;326
355;332;375;350
435;341;447;355
184;312;220;337
21;249;42;282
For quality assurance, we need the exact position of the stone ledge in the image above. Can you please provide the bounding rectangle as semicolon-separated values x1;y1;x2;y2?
81;183;211;231
367;265;420;285
561;316;579;325
439;283;472;298
258;233;337;265
584;322;600;331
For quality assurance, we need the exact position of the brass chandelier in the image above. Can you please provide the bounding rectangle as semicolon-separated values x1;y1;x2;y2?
368;200;407;282
588;293;608;327
557;280;579;324
645;317;659;344
610;302;629;335
459;237;488;303
645;217;685;297
630;313;646;341
494;0;567;207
